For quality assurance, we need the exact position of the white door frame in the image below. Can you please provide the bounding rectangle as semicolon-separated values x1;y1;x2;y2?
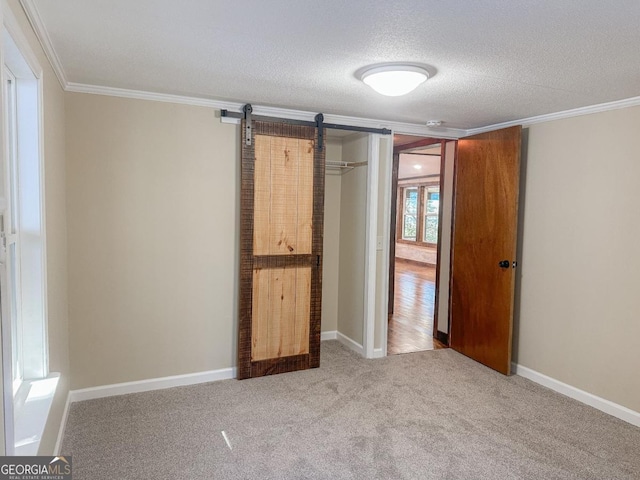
362;133;393;359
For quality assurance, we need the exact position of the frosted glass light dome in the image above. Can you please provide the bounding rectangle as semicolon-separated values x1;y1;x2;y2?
361;65;429;96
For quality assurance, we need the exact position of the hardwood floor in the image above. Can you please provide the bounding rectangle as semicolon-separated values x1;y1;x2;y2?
388;260;447;355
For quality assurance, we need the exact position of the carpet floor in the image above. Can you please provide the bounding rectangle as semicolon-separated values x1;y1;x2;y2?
62;341;640;479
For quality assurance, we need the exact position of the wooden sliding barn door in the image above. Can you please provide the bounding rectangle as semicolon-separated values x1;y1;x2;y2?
449;126;521;375
238;121;325;379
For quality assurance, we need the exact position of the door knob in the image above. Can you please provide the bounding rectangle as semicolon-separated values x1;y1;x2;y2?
498;260;510;269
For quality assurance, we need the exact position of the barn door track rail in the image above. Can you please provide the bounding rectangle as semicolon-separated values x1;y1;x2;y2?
221;104;392;150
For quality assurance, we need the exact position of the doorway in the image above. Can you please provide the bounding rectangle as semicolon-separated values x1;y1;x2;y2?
388;136;448;355
383;127;522;375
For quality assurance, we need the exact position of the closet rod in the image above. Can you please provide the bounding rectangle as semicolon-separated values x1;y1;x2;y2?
326;160;368;167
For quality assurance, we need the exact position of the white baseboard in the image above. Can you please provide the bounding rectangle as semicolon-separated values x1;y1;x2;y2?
321;331;337;341
57;333;369;448
336;332;364;356
54;392;71;455
372;348;385;359
334;332;384;358
65;331;338;407
69;367;237;403
514;363;640;428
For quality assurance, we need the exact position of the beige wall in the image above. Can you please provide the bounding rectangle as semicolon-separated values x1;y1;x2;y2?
516;105;640;412
2;0;70;455
321;138;343;333
66;93;239;389
66;95;342;389
337;134;368;344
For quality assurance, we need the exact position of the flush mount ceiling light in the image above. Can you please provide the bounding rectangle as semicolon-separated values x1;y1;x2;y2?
414;164;422;169
360;64;429;97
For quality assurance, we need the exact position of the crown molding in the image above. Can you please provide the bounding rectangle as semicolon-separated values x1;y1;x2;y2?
66;82;241;110
465;95;640;136
19;0;67;89
66;82;466;138
60;82;640;140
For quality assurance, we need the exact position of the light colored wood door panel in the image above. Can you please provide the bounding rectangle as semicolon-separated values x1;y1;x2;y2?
296;139;314;254
253;136;272;255
253;135;314;256
250;266;311;361
294;266;311;355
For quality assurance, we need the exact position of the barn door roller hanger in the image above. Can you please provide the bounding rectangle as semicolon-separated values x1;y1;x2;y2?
221;104;392;150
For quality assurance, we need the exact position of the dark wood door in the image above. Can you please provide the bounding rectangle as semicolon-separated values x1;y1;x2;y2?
238;121;325;379
449;126;521;375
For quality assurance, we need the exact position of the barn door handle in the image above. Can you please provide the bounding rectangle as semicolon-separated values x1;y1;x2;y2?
498;260;510;269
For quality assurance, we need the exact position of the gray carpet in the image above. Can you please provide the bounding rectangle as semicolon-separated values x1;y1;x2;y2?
62;341;640;479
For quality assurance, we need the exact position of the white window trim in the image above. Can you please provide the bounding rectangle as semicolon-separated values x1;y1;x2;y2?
0;0;51;456
423;185;440;244
401;186;418;241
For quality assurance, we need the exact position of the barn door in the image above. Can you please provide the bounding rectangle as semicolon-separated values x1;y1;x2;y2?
449;126;521;375
238;120;325;379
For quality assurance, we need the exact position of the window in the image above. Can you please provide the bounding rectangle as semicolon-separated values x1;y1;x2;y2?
398;184;440;246
4;68;23;395
423;187;439;244
402;187;418;240
2;25;51;456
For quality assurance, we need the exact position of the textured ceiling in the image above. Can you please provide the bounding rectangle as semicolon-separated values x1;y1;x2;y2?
399;150;441;180
31;0;640;129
